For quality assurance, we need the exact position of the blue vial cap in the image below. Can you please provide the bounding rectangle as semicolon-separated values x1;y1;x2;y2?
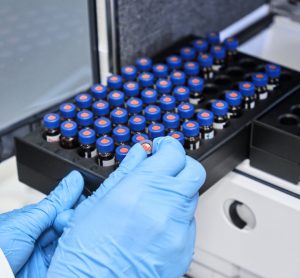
224;37;239;50
170;71;186;86
166;55;182;70
265;64;281;78
156;79;172;95
93;100;110;117
211;45;226;59
96;136;114;153
207;31;220;45
173;86;190;102
211;100;228;116
239;82;255;96
90;84;107;99
123;81;139;97
198;53;213;67
152;64;169;78
180;47;196;61
141;88;157;105
113;125;130;143
44;113;60;129
182;121;200;137
129;115;146;132
108;90;125;107
60;120;77;137
225;91;242;106
148;123;165;139
252;72;268;87
168;131;184;145
79;128;96;145
115;145;131;162
138;72;154;87
76;110;94;127
75;93;92;109
197;110;214;126
160;95;176;111
59;103;76;119
193;39;208;53
121;65;137;81
126;97;143;114
184;61;200;76
132;133;149;144
177;103;195;119
163;113;180;129
136;57;152;72
94;117;112;135
144;105;161;121
110;108;128;125
107;75;122;89
188;77;204;92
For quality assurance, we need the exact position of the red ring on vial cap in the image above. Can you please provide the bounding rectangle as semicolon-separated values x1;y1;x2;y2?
142;73;150;79
256;74;264;79
192;78;200;84
101;138;109;144
159;80;168;85
149;107;157;112
95;85;103;91
174;72;182;77
64;122;73;128
81;112;89;118
47;115;56;120
130;99;139;105
177;87;186;93
163;97;171;102
186;122;195;128
172;133;180;139
63;104;72;110
133;117;142;122
110;76;118;81
167;114;176;120
115;110;123;115
182;104;190;110
216;102;224;107
83;130;91;136
243;83;251;88
79;95;88;100
156;65;164;70
125;67;134;73
229;92;238;97
201;112;209;117
152;125;161;131
120;147;129;153
97;102;105;108
145;90;153;95
127;82;136;89
98;119;107;125
117;128;126;133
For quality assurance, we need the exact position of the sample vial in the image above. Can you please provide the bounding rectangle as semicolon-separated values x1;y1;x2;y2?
173;86;190;104
94;117;112;137
188;77;205;105
129;115;146;134
112;125;131;146
96;136;115;167
107;75;123;91
162;113;180;133
76;110;94;130
78;128;97;158
170;71;186;86
75;93;93;111
252;73;269;100
224;37;239;63
198;53;214;80
182;121;200;150
136;57;152;73
43;113;60;143
139;140;153;156
265;64;281;91
60;120;78;149
160;95;176;114
138;72;154;89
152;64;169;81
110;108;128;127
180;47;196;61
90;84;107;100
121;65;137;82
148;123;165;140
193;39;208;54
211;100;229;130
177;103;195;122
211;45;226;71
107;90;125;108
141;88;158;106
166;55;182;71
92;100;110;118
156;79;172;95
144;105;161;125
126;97;143;116
115;145;131;167
183;61;200;78
225;90;243;118
59;103;76;121
123;81;139;99
207;31;220;46
239;82;256;110
196;110;214;140
168;131;185;145
131;133;149;145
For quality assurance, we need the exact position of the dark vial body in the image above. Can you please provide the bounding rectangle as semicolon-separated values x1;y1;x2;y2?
98;152;115;167
228;105;242;118
255;86;268;100
184;135;200;150
201;67;214;81
60;135;78;149
213;115;228;130
200;125;214;140
243;96;255;110
78;143;97;158
43;128;60;143
267;77;280;91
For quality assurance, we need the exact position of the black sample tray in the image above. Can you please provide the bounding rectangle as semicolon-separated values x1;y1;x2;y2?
250;90;300;184
15;39;300;195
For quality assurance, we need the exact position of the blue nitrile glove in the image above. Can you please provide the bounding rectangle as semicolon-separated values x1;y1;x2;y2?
48;137;206;278
0;170;84;277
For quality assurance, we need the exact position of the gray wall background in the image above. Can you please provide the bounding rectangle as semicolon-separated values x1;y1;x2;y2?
117;0;266;66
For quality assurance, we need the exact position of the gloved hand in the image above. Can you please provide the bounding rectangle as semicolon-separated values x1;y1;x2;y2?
48;137;206;278
0;170;84;277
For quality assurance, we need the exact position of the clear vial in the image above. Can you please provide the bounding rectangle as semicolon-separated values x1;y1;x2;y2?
182;121;200;150
94;117;112;137
96;136;115;167
110;108;128;127
211;100;229;130
112;125;131;146
115;145;131;167
107;75;123;91
43;113;60;143
224;37;239;64
60;120;78;149
265;64;281;91
59;103;76;122
187;77;205;105
129;115;146;135
162;113;180;133
198;53;214;80
75;93;93;111
197;110;214;140
78;129;97;158
121;65;137;82
211;45;226;72
166;55;182;72
252;73;269;100
225;91;243;118
239;82;256;110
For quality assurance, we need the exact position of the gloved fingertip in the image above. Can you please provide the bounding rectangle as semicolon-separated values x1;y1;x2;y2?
152;136;185;156
53;209;74;234
120;142;147;167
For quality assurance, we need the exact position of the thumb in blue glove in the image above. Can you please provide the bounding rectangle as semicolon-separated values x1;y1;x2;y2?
0;170;84;276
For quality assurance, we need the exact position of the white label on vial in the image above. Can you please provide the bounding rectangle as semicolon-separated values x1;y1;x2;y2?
188;141;200;151
212;65;222;72
213;122;226;130
189;98;199;105
259;92;268;100
267;84;276;91
84;149;97;159
203;130;214;140
46;134;60;143
250;101;255;109
102;157;115;167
